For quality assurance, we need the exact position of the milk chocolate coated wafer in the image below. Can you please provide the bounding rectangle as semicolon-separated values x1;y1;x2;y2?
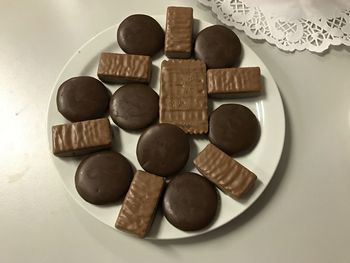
115;170;165;238
207;67;261;97
194;143;257;198
165;6;193;59
160;59;208;134
52;118;112;157
97;52;151;84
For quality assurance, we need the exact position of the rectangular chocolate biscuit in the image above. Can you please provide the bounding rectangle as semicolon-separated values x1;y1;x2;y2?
207;67;261;97
165;6;193;58
160;59;208;134
115;170;165;238
52;118;112;157
194;143;257;198
97;52;152;84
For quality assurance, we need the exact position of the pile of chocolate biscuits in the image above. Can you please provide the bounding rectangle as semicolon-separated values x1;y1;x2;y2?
51;6;262;238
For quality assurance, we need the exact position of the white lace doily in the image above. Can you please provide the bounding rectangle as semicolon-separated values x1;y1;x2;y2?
198;0;350;52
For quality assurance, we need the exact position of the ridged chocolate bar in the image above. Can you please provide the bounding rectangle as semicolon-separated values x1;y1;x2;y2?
207;67;261;97
194;143;257;198
160;59;208;134
165;6;193;58
115;170;165;238
52;118;112;157
97;52;152;84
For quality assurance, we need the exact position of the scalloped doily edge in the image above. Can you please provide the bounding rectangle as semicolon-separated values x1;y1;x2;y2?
198;0;350;53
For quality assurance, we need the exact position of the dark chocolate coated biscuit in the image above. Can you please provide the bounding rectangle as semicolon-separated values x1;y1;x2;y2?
75;151;133;205
163;172;218;231
110;84;159;130
209;104;260;156
194;25;241;69
117;14;165;57
136;123;190;177
57;76;110;122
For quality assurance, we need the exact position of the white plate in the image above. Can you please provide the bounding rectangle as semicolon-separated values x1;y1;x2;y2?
47;15;285;240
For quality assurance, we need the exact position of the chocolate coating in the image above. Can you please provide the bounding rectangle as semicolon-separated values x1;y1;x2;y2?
194;25;241;69
52;118;112;157
97;53;151;84
194;144;257;199
207;67;261;98
56;76;110;122
209;104;260;155
136;123;190;177
75;151;133;205
115;170;165;238
117;14;164;57
165;6;193;58
163;172;218;231
160;59;208;134
110;84;159;130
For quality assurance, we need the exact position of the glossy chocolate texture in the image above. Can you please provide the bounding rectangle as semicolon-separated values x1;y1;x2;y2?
194;25;241;69
207;67;261;98
160;59;208;134
194;143;257;198
209;104;260;155
115;170;165;238
117;14;164;57
165;6;193;58
75;151;133;205
109;84;159;130
52;118;112;157
136;123;190;177
163;172;218;231
97;52;152;84
56;76;110;122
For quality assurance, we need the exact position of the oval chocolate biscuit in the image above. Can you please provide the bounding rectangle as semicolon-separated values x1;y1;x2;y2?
75;151;133;205
117;14;164;57
136;123;190;177
56;76;110;122
110;84;159;130
194;25;241;69
163;172;218;231
209;104;260;155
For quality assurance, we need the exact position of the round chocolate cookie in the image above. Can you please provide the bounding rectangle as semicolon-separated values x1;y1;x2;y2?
110;84;159;130
163;172;218;231
194;25;241;69
209;104;260;156
117;14;165;56
136;123;189;177
75;151;133;205
57;76;110;122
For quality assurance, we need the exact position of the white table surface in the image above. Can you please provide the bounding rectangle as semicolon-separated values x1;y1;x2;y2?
1;0;350;262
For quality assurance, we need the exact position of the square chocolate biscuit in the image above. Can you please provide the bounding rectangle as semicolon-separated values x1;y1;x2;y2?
160;59;208;134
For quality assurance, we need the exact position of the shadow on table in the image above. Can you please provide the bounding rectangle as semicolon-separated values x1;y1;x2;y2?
316;44;350;56
150;89;292;246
